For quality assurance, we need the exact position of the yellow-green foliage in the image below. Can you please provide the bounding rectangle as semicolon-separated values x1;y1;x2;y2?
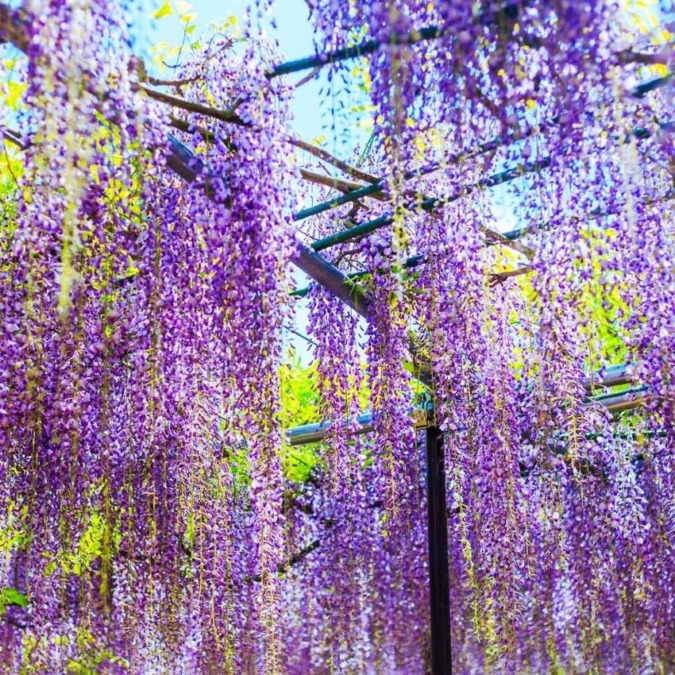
21;627;129;673
280;353;321;483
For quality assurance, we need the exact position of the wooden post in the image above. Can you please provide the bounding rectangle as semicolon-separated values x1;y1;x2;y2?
426;426;451;673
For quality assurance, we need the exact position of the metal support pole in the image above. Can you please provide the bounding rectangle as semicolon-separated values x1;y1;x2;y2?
426;426;451;674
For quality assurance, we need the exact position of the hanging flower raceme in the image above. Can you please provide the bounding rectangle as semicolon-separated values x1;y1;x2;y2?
0;2;298;671
359;230;417;513
0;0;162;666
307;284;364;490
163;34;298;671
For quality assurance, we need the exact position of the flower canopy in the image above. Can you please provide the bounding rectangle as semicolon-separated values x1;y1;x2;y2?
0;0;673;672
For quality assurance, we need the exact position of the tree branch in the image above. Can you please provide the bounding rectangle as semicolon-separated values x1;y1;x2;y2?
1;127;27;150
245;539;321;583
0;4;28;51
617;49;671;66
299;168;387;199
488;265;532;286
290;138;381;184
136;84;249;127
294;65;321;89
139;87;383;191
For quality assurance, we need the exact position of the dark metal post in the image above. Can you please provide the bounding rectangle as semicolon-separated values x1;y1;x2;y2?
426;426;451;673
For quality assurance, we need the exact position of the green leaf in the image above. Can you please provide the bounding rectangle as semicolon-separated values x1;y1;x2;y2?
5;81;27;110
152;1;173;19
0;587;28;610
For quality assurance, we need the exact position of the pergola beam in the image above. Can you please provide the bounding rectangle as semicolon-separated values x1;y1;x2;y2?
295;118;672;223
286;381;646;446
0;125;370;318
268;1;524;79
309;159;549;254
268;3;671;80
269;25;447;78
